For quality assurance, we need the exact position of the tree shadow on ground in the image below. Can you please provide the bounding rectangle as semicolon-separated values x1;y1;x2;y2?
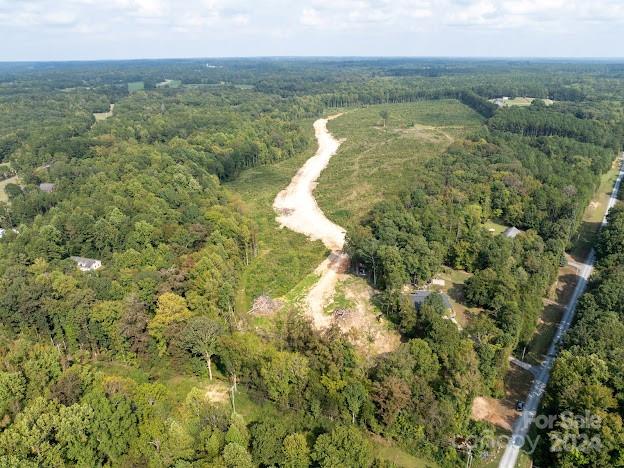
554;272;579;306
570;220;602;263
447;282;465;304
505;365;534;404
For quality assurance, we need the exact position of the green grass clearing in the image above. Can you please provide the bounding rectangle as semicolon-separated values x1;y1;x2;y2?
0;175;20;203
320;100;484;227
434;267;481;327
483;219;509;235
475;443;533;468
128;81;145;93
524;302;564;366
489;97;554;107
228;101;483;312
324;279;356;313
571;158;622;260
282;272;321;304
372;440;439;468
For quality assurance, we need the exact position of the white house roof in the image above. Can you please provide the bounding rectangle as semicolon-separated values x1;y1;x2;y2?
70;256;101;269
0;228;18;238
410;291;452;310
503;226;523;239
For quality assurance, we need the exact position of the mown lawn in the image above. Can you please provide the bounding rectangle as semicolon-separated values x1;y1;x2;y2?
483;219;509;235
434;266;480;327
319;100;484;227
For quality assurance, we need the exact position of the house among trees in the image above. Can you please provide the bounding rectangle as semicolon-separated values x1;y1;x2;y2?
70;256;102;272
503;226;523;239
410;290;452;311
492;96;509;107
39;182;55;193
0;228;18;238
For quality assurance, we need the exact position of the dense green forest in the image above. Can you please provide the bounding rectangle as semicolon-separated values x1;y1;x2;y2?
346;97;621;387
0;58;623;467
536;207;624;466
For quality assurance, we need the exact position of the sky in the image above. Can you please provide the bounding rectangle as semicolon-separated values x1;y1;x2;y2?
1;0;624;61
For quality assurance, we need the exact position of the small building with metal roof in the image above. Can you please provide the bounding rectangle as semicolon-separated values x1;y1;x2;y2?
410;290;452;311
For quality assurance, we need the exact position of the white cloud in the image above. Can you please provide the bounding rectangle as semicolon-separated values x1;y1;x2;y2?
300;0;433;30
0;0;251;30
0;0;623;59
301;8;326;27
1;0;623;34
445;0;624;29
232;14;250;26
297;0;624;30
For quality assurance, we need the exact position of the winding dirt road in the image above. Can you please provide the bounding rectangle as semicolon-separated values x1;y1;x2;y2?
273;115;348;327
274;115;346;251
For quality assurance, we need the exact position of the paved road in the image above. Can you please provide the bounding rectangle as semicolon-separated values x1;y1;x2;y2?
498;153;624;468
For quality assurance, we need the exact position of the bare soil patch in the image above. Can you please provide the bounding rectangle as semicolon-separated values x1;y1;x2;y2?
205;381;229;404
336;278;401;358
472;397;516;432
394;123;455;143
273;114;345;252
304;252;350;329
274;115;400;358
472;361;533;431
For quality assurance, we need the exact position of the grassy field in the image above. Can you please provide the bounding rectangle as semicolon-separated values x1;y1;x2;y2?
372;439;440;468
0;175;19;203
571;158;622;260
319;100;484;227
490;97;554;107
433;267;480;327
128;81;145;93
476;447;533;468
483;219;509;235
